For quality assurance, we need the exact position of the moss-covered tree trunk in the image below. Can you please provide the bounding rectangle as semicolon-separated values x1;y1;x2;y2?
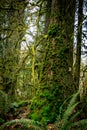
41;0;76;98
30;0;76;124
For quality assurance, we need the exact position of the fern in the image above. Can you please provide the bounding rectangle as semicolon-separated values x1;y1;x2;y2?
56;94;73;123
55;91;87;130
60;93;79;130
0;118;46;130
71;119;87;129
66;111;80;127
55;92;79;130
61;103;79;130
67;92;79;109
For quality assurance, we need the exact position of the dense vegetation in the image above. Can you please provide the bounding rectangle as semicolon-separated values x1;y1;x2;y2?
0;0;87;130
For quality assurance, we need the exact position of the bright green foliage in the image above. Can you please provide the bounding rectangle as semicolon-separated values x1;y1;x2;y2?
29;84;63;124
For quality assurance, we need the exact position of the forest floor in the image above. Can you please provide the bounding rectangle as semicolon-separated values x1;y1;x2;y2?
0;103;56;130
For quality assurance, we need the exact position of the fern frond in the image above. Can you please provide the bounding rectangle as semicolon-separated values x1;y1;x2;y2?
55;95;73;123
55;92;80;130
71;119;87;128
67;92;79;108
65;111;81;130
61;103;79;130
0;118;46;130
61;92;79;128
68;111;80;124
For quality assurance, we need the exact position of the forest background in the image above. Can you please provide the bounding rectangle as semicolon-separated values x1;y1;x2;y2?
0;0;87;129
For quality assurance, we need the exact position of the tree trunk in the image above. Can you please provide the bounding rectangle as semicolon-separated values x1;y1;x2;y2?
41;0;76;97
74;0;83;89
44;0;52;34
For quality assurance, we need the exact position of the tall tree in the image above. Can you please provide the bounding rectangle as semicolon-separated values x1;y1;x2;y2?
30;0;77;124
41;0;76;97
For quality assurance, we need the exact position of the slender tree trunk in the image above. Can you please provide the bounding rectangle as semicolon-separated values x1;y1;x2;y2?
74;0;83;89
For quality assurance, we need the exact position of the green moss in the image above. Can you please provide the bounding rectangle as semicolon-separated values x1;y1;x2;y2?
29;84;63;124
30;112;41;121
48;24;59;37
41;105;51;115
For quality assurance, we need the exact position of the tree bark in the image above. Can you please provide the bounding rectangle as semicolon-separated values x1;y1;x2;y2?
41;0;76;96
74;0;83;89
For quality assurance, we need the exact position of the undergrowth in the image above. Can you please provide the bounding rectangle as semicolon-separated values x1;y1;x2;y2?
1;91;87;130
55;91;87;130
0;119;46;130
0;90;9;116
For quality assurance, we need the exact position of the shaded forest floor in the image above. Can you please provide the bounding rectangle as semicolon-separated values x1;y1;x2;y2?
0;102;56;130
0;98;87;130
